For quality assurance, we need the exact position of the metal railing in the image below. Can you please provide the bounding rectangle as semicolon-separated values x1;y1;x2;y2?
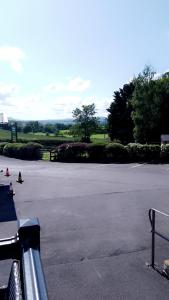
0;218;48;300
149;208;169;269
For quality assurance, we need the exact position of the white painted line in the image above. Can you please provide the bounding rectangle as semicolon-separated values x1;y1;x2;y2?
130;164;142;169
93;264;102;279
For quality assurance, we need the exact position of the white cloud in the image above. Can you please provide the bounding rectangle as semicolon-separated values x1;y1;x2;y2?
0;83;19;104
0;83;18;97
0;46;25;73
0;76;110;119
67;77;91;92
1;93;111;119
127;77;134;83
44;83;65;92
95;97;112;117
44;77;91;93
51;96;81;118
20;95;41;107
53;96;81;105
153;72;161;80
51;95;111;118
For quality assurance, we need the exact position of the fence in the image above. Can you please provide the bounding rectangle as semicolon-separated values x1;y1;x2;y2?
149;208;169;275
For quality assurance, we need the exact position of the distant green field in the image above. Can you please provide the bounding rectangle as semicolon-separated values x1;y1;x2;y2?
0;129;11;139
59;130;71;137
0;129;73;141
0;129;109;144
59;130;109;143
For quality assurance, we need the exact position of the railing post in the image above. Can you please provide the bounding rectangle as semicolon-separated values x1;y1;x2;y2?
18;218;40;251
18;219;48;300
151;210;155;268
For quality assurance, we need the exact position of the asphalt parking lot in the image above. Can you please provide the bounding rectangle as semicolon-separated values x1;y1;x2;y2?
1;156;169;299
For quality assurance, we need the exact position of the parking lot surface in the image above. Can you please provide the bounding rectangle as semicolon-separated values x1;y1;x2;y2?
1;156;169;299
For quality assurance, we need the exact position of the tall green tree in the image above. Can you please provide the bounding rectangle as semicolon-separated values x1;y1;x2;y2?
72;103;98;142
107;82;135;144
132;66;169;143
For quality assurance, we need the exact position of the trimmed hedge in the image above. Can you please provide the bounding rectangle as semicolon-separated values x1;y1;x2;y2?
125;143;143;162
3;142;43;160
0;138;11;143
105;143;128;162
0;138;77;146
56;143;88;161
17;138;76;146
160;144;169;162
142;145;161;162
53;142;163;163
1;141;168;163
87;144;106;161
126;143;161;162
0;142;8;155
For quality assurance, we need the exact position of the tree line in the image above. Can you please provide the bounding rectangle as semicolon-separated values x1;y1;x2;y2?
72;66;169;144
107;66;169;144
2;121;71;135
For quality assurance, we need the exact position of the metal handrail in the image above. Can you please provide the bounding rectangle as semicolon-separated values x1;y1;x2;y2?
18;218;48;300
0;235;19;260
149;208;169;268
22;247;48;300
0;219;48;299
0;235;18;244
149;208;169;224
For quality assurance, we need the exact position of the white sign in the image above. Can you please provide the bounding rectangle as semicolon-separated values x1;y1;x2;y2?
161;135;169;143
0;112;8;123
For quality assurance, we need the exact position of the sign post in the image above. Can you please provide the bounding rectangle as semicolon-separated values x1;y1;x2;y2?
11;122;18;142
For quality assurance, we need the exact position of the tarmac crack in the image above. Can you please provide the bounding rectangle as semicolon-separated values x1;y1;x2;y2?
44;245;150;267
79;245;149;262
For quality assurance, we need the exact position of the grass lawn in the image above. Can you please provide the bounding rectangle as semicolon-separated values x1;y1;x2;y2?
0;129;11;139
91;133;109;143
42;151;50;161
59;130;71;137
0;129;74;141
59;130;109;143
0;129;109;145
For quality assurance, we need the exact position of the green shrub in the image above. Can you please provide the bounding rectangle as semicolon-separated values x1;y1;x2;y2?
81;137;91;143
0;138;11;143
86;144;106;161
20;142;43;160
126;143;160;162
125;143;143;162
161;144;169;162
17;138;76;146
55;142;88;161
3;143;25;158
3;142;43;160
0;142;9;155
142;144;160;162
105;143;127;162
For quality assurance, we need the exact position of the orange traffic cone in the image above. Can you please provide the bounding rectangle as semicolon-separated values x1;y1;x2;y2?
4;168;10;177
16;171;24;183
9;182;15;196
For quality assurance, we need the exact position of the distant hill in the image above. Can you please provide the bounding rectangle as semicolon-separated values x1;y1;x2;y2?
10;117;107;125
38;119;74;125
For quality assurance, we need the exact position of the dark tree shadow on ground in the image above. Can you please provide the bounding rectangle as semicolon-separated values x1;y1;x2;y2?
0;187;17;222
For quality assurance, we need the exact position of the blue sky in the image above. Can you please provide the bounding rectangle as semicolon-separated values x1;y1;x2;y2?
0;0;169;120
